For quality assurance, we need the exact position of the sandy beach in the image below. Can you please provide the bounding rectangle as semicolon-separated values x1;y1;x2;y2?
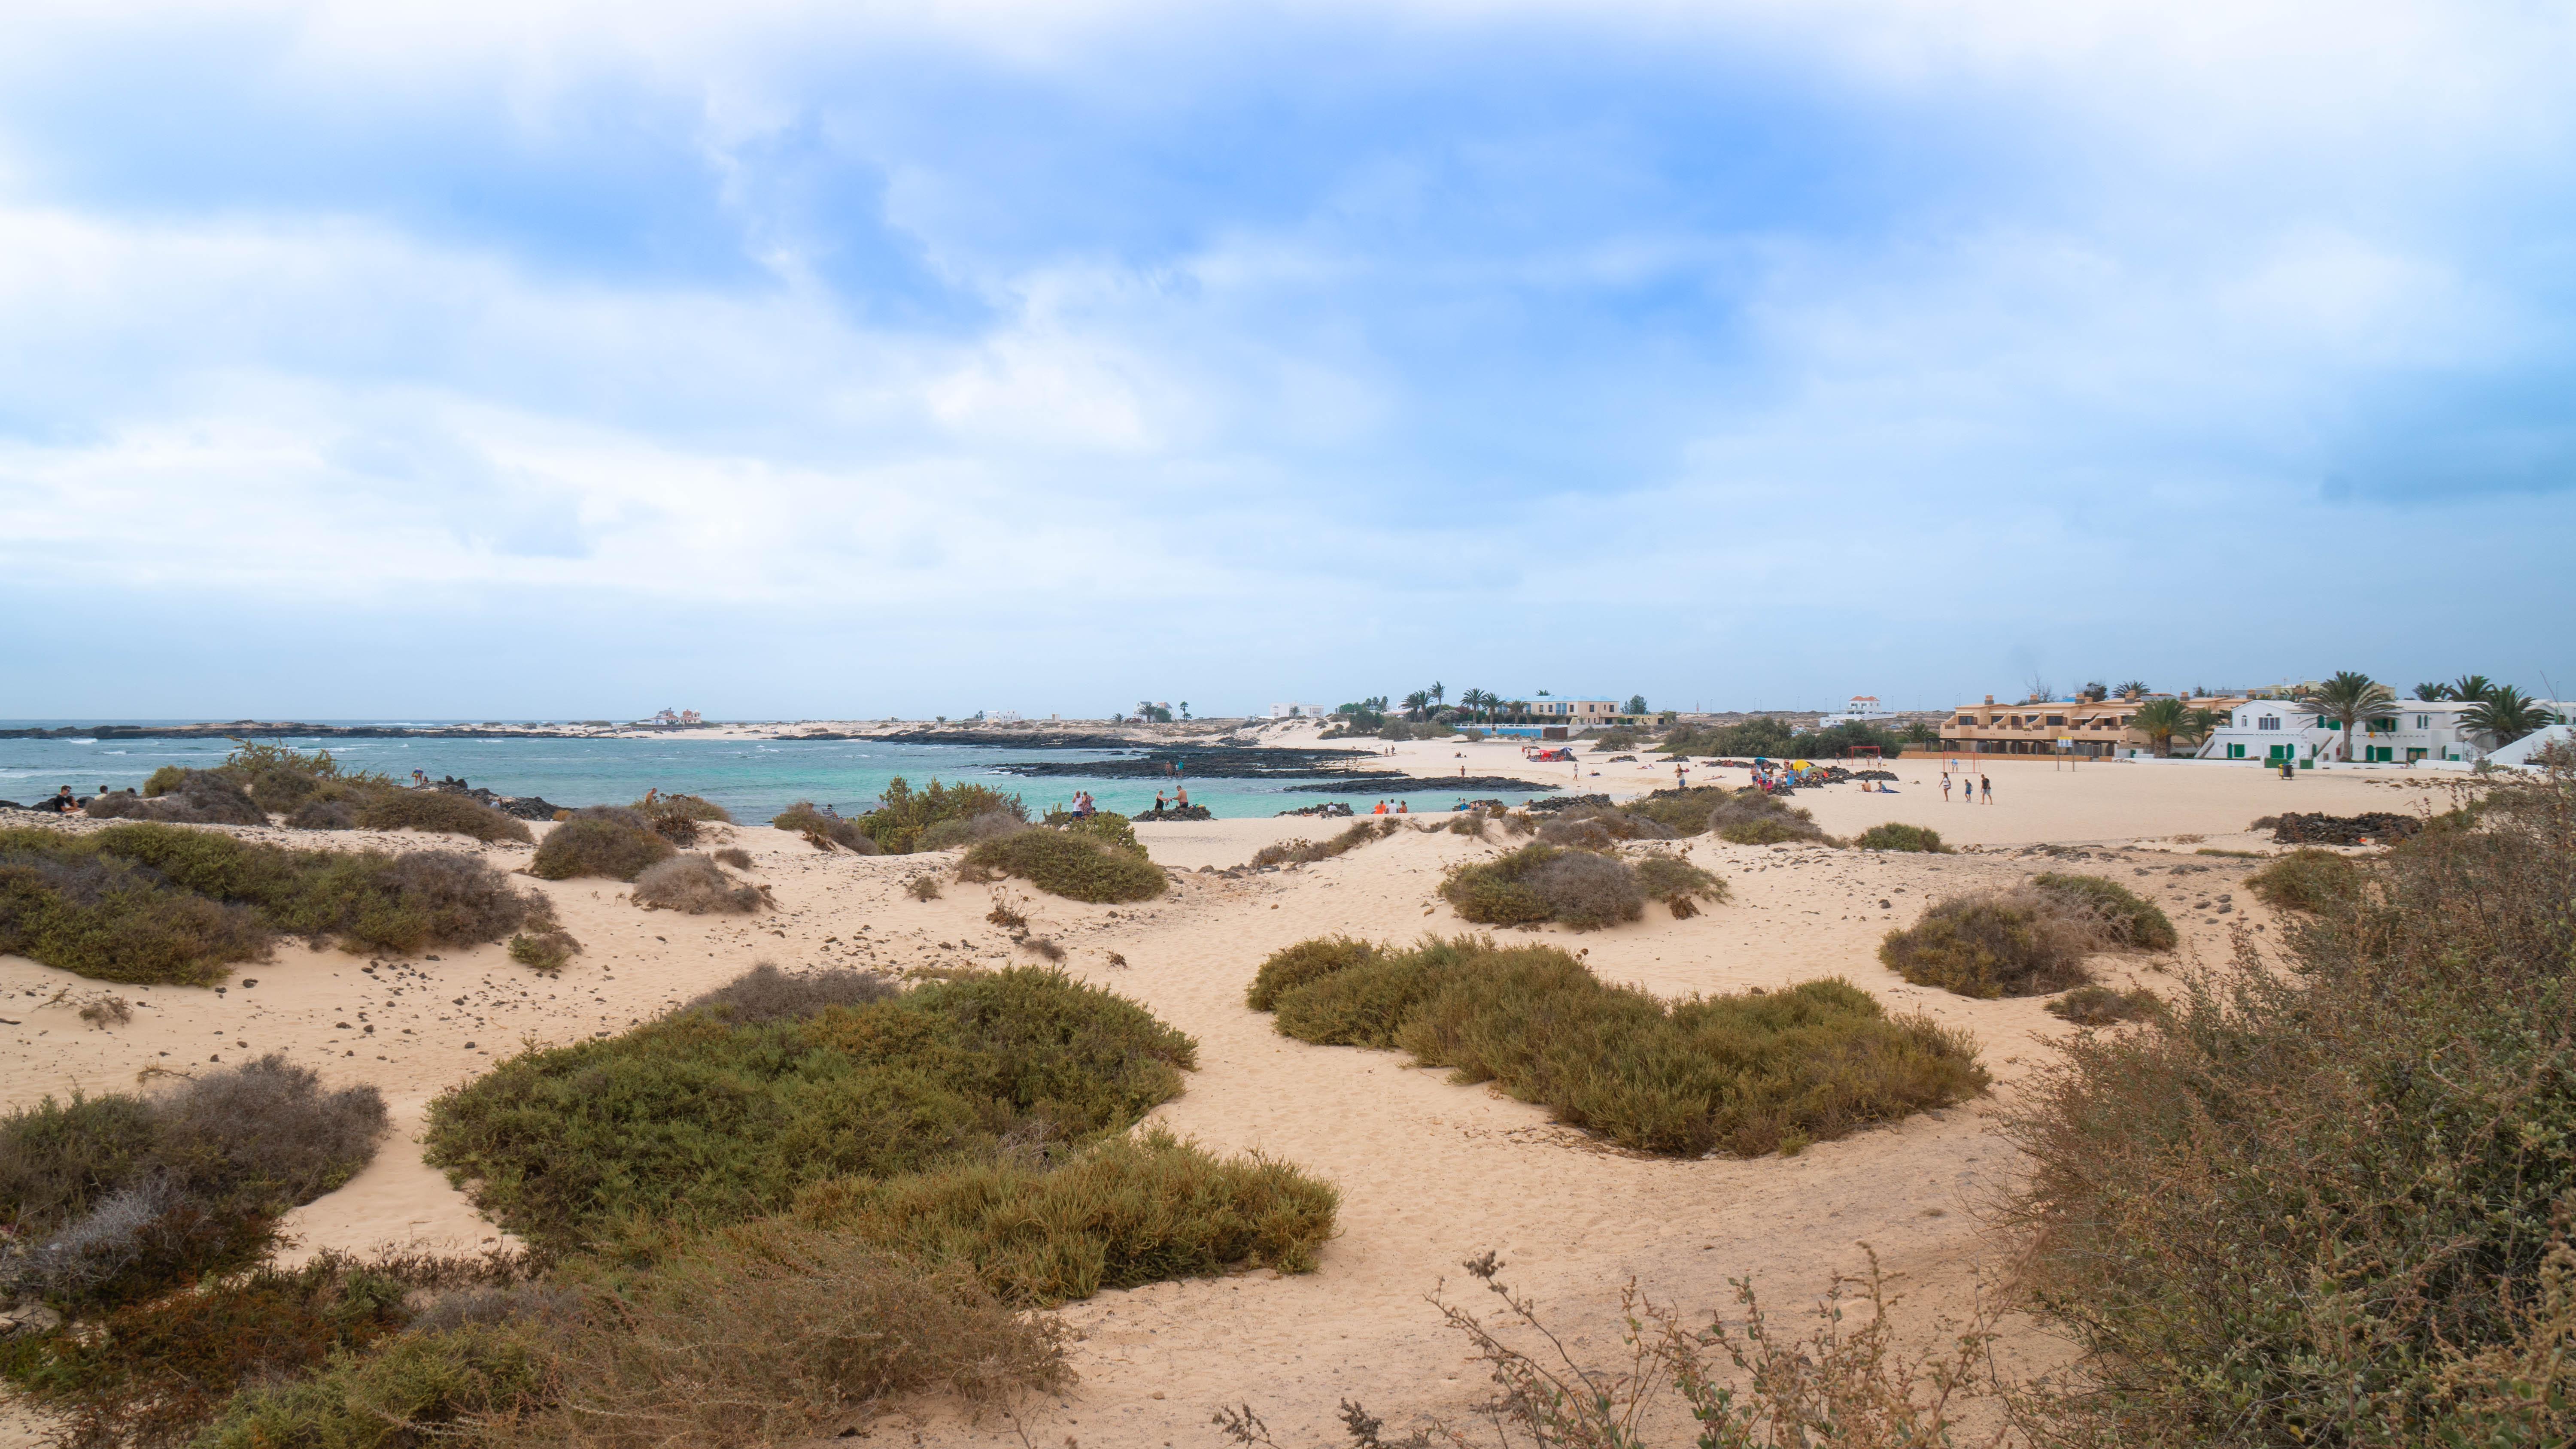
0;747;2460;1445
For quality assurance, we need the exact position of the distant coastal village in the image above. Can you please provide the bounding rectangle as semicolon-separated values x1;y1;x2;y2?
9;672;2566;770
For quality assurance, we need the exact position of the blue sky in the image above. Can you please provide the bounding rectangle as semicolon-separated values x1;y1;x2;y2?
3;0;2572;720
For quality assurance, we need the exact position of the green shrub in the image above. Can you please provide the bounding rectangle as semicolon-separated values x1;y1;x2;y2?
1246;936;1376;1011
1060;810;1142;856
1;1055;385;1309
1;1250;430;1449
1251;818;1397;868
769;801;877;854
960;828;1166;903
1620;786;1734;837
2033;872;2177;949
859;777;1029;855
1439;842;1675;930
507;929;580;974
1854;823;1948;853
678;961;897;1025
191;1320;551;1449
0;825;549;982
1535;806;1675;850
630;855;763;914
83;770;267;826
141;766;185;798
2045;984;2163;1026
354;789;534;844
2245;847;2362;912
1877;888;2103;998
632;793;732;848
793;1128;1340;1304
531;807;675;882
284;798;357;831
1632;853;1725;915
423;966;1195;1252
1260;935;1985;1156
917;809;1031;853
2004;762;2576;1445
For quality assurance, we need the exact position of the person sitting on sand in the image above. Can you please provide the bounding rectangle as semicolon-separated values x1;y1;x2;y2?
1373;800;1388;815
33;785;77;814
1396;800;1408;814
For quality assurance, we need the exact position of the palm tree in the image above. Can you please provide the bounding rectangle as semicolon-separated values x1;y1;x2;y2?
2448;674;2497;704
2132;697;2192;758
2296;671;2396;762
2187;706;2226;746
2462;686;2555;747
1401;690;1431;721
2412;682;2448;701
1428;682;1445;709
2116;680;2149;700
2078;681;2109;703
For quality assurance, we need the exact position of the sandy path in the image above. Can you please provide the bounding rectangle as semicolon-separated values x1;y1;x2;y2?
0;766;2451;1444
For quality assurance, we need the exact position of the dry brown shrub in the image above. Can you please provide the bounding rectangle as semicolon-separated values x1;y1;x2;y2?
355;789;535;844
78;996;132;1029
678;961;898;1025
1878;885;2114;997
531;807;675;882
712;847;752;870
631;854;765;914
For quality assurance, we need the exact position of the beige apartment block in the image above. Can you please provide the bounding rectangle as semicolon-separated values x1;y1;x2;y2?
1937;694;2246;758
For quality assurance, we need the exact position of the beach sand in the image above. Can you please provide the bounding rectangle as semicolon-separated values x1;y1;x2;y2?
0;755;2458;1445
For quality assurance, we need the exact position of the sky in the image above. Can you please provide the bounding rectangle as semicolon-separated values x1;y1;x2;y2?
3;0;2573;721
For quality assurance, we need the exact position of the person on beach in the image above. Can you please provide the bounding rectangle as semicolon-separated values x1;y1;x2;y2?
1175;785;1189;809
1154;790;1168;812
1373;800;1388;815
1941;773;1952;802
1981;775;1993;803
34;785;77;814
1397;800;1409;814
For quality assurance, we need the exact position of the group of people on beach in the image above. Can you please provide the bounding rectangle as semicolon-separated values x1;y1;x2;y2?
1370;799;1410;815
1939;770;1995;803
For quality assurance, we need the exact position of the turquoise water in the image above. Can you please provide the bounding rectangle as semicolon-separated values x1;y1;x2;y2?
0;725;1506;821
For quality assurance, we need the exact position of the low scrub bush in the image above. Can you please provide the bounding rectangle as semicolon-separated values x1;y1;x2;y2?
2245;846;2362;912
2032;872;2177;949
190;1320;551;1449
917;809;1031;853
84;770;266;827
0;824;550;982
1;1055;385;1309
905;874;941;901
2002;761;2576;1446
1257;935;1985;1156
1855;822;1948;853
1631;852;1725;916
711;846;752;869
508;928;580;974
283;798;356;831
630;854;765;914
770;801;877;854
1877;887;2106;998
0;1248;511;1449
424;965;1195;1252
1619;785;1735;837
531;806;675;882
633;793;732;847
1440;843;1692;930
1249;818;1397;868
355;788;535;844
679;961;898;1025
859;777;1029;855
793;1128;1339;1303
1707;790;1830;846
1535;806;1675;850
1246;937;1377;1011
2046;984;2163;1026
960;828;1165;903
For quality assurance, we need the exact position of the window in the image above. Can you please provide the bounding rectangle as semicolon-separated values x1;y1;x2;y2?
2415;714;2431;730
2370;718;2397;732
2045;715;2066;727
1957;715;1975;725
2258;716;2280;730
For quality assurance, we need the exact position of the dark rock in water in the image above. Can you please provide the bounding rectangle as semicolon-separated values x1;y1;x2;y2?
2272;811;2422;846
1291;775;1543;794
996;746;1377;781
1278;802;1355;818
1132;804;1215;822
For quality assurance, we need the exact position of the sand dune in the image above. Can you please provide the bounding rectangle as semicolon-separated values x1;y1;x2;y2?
0;758;2457;1444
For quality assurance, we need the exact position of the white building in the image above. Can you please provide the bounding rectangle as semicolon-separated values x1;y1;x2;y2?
1269;703;1331;719
1815;694;1899;727
2194;699;2489;767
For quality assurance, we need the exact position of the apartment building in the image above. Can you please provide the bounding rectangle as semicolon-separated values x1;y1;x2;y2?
2197;698;2489;765
1937;694;2245;758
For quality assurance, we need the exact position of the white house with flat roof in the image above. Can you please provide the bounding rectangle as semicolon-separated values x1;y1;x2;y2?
1268;703;1331;719
2194;699;2489;767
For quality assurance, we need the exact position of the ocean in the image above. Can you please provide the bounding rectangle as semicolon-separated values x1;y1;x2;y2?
0;724;1501;821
